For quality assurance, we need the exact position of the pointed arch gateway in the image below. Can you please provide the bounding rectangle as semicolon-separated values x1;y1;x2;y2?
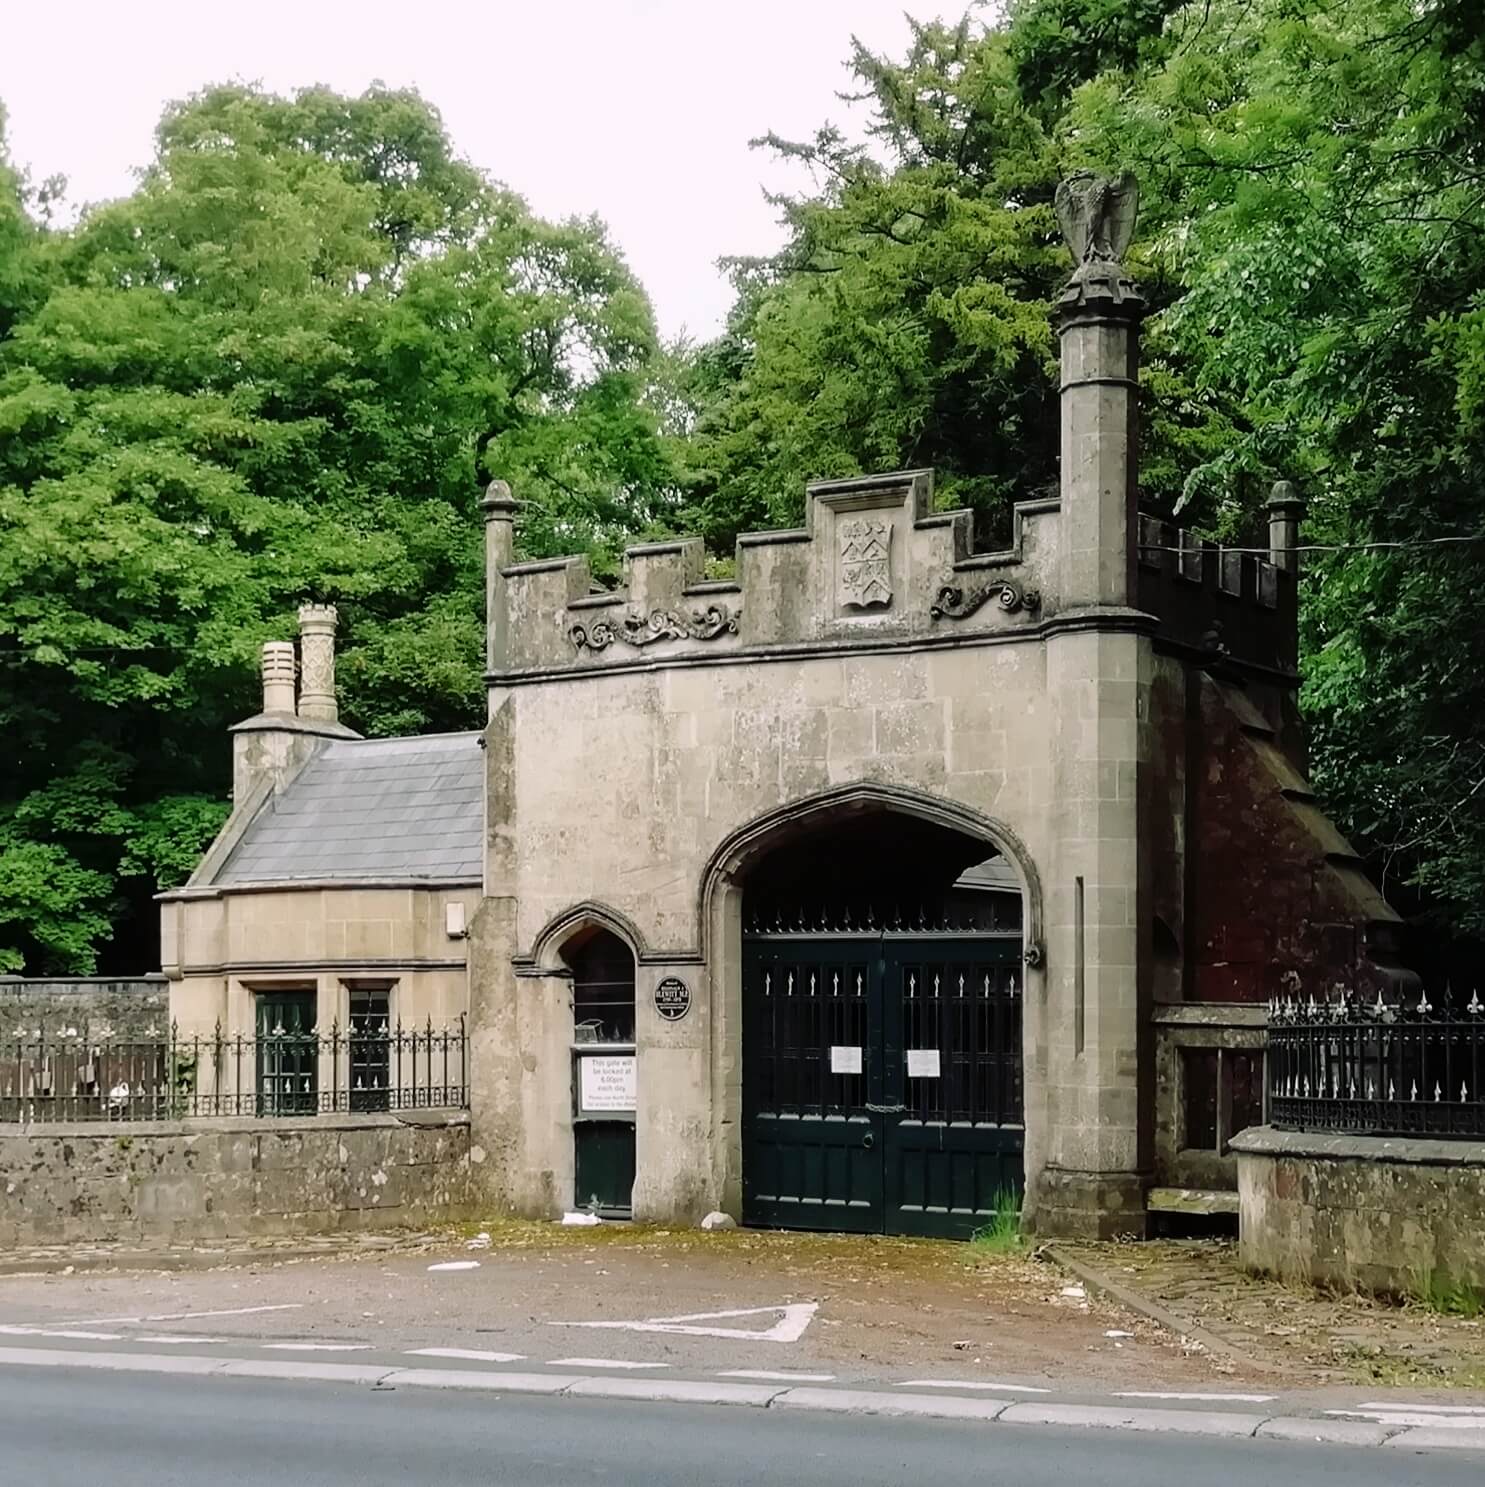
704;785;1036;1240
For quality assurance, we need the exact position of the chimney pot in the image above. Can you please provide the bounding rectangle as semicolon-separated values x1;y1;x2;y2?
297;603;339;724
260;641;297;715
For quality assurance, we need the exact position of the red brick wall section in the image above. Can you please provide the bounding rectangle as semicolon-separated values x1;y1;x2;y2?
1189;675;1397;1004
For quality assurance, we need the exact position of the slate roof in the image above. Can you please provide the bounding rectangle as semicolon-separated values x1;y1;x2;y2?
215;732;483;885
954;855;1019;892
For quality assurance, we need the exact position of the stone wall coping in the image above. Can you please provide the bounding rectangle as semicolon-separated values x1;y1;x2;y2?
0;1110;470;1140
0;975;167;986
1231;1124;1485;1167
158;877;479;902
1152;1002;1267;1028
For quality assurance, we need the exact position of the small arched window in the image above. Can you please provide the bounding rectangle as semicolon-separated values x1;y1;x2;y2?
566;928;636;1044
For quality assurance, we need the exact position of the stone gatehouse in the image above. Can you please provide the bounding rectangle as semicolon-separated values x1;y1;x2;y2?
163;185;1403;1240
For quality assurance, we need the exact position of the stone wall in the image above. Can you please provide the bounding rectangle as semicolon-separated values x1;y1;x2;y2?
0;977;169;1040
1233;1126;1485;1294
0;1111;478;1247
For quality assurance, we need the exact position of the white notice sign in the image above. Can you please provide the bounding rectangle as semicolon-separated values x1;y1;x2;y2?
580;1054;636;1112
829;1045;863;1075
906;1048;941;1079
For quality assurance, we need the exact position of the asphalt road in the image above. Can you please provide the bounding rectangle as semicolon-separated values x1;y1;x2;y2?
2;1366;1479;1487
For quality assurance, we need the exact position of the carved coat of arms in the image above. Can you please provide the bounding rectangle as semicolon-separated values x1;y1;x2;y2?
838;518;893;609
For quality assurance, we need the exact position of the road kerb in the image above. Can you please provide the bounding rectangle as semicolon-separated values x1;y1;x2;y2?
1383;1427;1485;1452
1257;1418;1400;1447
0;1345;225;1376
1;1345;1483;1453
774;1388;1009;1422
381;1368;575;1395
564;1377;782;1407
999;1402;1261;1437
216;1359;398;1386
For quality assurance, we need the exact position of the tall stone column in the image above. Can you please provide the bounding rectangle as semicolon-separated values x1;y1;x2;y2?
1035;174;1154;1238
297;604;339;724
482;479;520;673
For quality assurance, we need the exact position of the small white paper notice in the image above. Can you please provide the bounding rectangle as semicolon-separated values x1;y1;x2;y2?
906;1048;941;1079
829;1045;863;1075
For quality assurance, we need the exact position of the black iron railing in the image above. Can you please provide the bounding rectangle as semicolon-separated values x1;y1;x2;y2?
1268;990;1485;1138
0;1018;468;1123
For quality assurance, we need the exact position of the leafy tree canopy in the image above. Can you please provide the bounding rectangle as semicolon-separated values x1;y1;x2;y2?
0;83;676;972
688;0;1485;945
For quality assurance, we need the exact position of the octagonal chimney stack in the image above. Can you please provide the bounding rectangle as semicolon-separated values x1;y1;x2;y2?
297;603;339;724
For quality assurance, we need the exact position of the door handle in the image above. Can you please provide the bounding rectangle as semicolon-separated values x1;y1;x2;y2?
861;1132;874;1149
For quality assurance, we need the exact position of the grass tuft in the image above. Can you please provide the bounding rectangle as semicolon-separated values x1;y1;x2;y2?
1412;1267;1485;1319
969;1188;1024;1255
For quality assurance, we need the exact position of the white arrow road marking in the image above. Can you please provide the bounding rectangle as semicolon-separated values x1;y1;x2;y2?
72;1304;304;1325
549;1358;669;1370
554;1302;818;1343
1116;1392;1277;1403
899;1379;1052;1394
405;1348;526;1364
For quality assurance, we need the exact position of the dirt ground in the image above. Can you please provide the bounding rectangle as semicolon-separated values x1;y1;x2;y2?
3;1225;1482;1394
1054;1239;1485;1388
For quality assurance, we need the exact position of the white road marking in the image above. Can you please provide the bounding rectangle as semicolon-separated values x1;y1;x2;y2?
74;1304;305;1325
261;1343;372;1353
427;1261;481;1272
549;1358;669;1370
1116;1391;1277;1403
131;1335;227;1346
1355;1402;1485;1414
719;1370;836;1383
899;1379;1052;1394
0;1326;124;1342
556;1302;818;1344
405;1348;526;1364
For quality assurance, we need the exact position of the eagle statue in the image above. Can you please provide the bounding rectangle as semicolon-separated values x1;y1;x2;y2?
1054;171;1139;268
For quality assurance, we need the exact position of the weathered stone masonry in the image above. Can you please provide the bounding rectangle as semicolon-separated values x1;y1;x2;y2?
466;180;1400;1237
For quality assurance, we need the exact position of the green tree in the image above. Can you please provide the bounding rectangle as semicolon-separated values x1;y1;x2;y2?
1067;0;1485;937
0;83;675;972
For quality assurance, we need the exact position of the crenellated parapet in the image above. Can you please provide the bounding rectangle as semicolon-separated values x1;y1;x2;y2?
1136;514;1298;674
491;469;1060;677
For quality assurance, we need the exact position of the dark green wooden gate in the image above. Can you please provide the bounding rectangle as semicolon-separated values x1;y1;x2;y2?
742;926;1023;1238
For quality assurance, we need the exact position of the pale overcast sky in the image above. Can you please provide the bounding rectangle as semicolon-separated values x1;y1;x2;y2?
0;1;972;340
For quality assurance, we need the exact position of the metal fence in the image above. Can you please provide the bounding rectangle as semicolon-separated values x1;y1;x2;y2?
0;1019;468;1123
1268;990;1485;1138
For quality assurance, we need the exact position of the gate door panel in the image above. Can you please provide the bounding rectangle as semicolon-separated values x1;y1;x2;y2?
883;942;1024;1238
742;942;882;1232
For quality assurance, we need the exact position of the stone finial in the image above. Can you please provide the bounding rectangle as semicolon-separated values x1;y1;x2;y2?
481;478;520;522
297;603;339;724
1055;171;1143;312
1266;480;1305;574
260;641;296;715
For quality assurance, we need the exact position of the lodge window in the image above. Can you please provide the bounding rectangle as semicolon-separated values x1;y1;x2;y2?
1182;1046;1266;1155
348;984;393;1112
255;987;317;1117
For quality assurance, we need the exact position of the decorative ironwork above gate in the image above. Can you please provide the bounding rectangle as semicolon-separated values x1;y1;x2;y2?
744;897;1022;939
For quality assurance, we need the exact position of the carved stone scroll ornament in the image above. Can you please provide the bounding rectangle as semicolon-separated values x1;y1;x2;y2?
930;578;1041;621
570;603;739;654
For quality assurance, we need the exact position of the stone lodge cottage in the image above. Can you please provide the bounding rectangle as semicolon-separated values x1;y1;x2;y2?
153;177;1416;1247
